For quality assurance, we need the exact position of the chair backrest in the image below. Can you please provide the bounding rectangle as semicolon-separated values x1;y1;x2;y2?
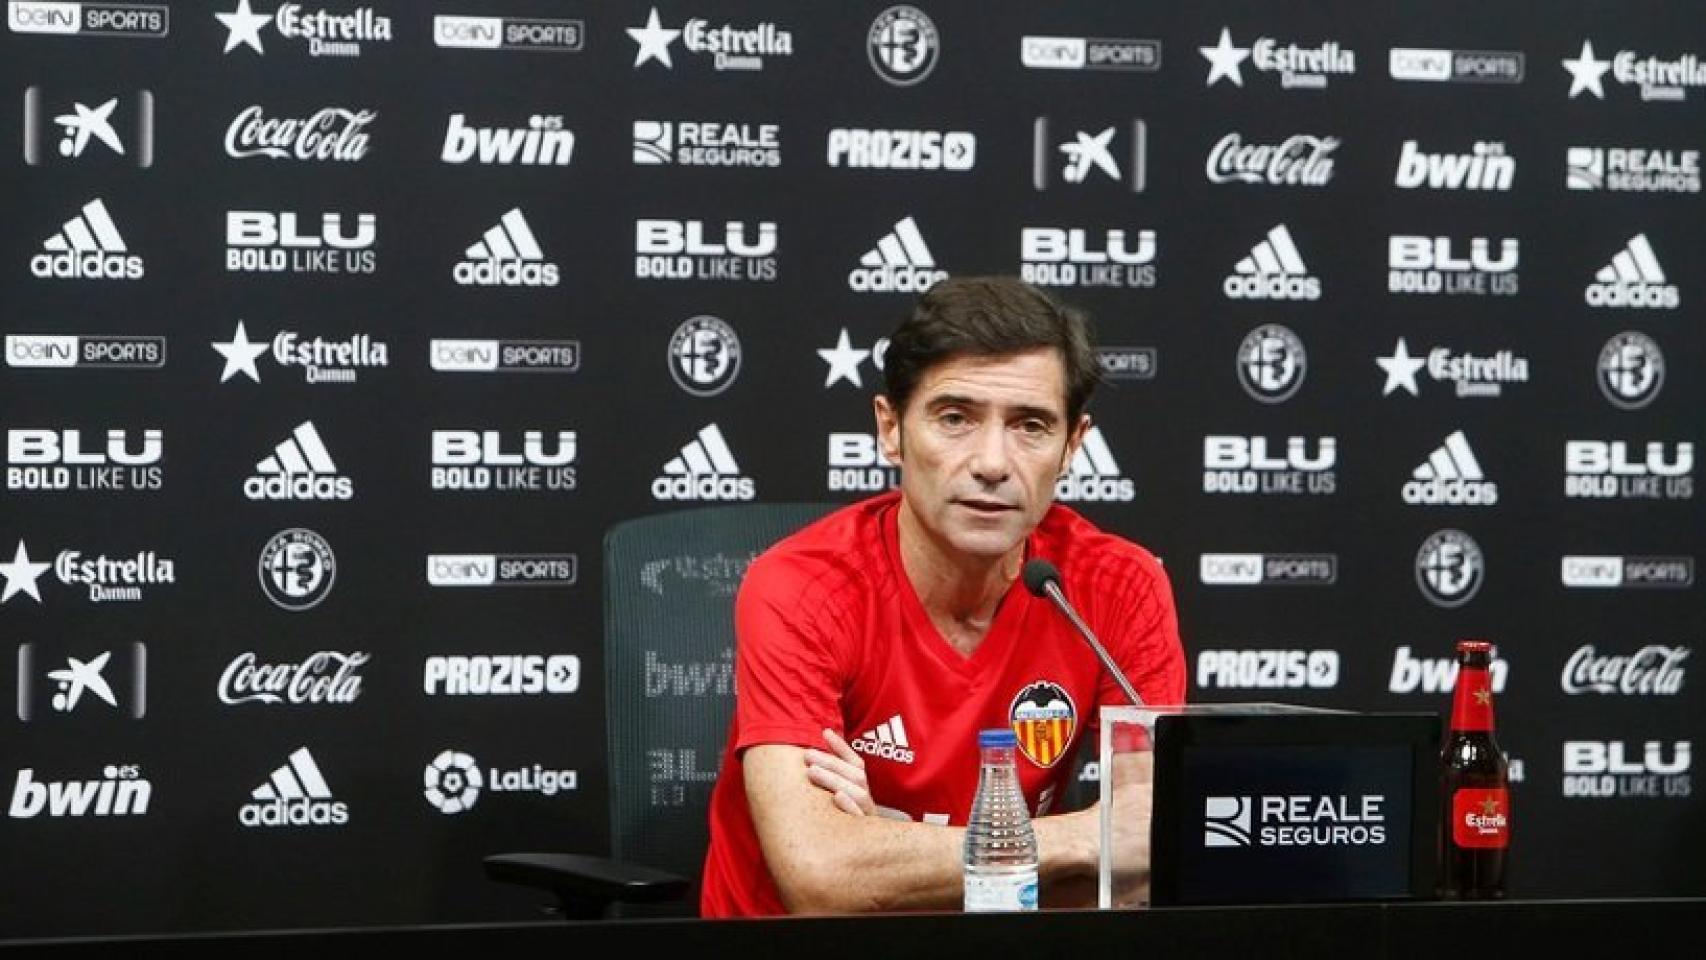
602;502;837;913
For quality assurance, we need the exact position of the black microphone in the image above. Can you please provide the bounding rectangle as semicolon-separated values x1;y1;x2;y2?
1023;558;1145;707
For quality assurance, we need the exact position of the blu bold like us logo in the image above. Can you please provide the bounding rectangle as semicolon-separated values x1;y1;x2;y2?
1388;236;1519;296
827;433;898;493
7;429;162;492
635;220;777;282
1565;441;1693;500
1020;228;1156;289
1203;436;1336;495
431;430;576;493
226;211;375;274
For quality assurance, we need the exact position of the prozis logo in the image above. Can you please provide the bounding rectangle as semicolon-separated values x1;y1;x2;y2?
432;14;583;52
1196;649;1340;689
627;6;793;72
1388;235;1519;296
7;335;163;371
1202;436;1336;496
636;219;777;283
1206;133;1337;187
1561;644;1689;696
1567;147;1700;194
826;128;975;171
1388;645;1509;695
423;750;577;814
1200;27;1356;90
1564;40;1706;102
225;106;373;162
1394;140;1515;190
653;424;755;502
239;748;347;828
216;1;392;58
1031;118;1146;192
635;120;777;168
826;432;898;494
1203;794;1385;848
426;553;578;588
7;428;162;493
213;321;389;385
1585;235;1678;309
1199;554;1337;586
226;211;376;275
8;764;150;819
8;1;168;38
1055;427;1135;502
245;421;352;501
442;113;573;166
430;430;577;494
1563;741;1691;800
423;654;580;696
1021;35;1160;72
848;217;946;293
429;339;580;375
1561;555;1694;589
1224;225;1319;300
1566;441;1693;500
454;209;558;287
0;540;174;605
1020;227;1156;289
1404;431;1498;506
31;198;143;280
1377;337;1530;399
1388;47;1524;84
22;87;154;167
218;651;367;705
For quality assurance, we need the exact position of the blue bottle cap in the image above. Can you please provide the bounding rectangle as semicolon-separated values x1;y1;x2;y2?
979;728;1017;748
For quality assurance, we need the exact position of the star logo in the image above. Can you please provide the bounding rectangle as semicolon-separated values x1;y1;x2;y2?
1478;796;1501;816
1377;338;1426;396
54;98;124;158
213;321;270;383
1474;688;1492;706
818;329;872;388
1200;27;1251;87
1059;127;1120;183
627;7;681;69
0;541;51;604
48;652;118;713
1563;40;1611;99
217;0;271;55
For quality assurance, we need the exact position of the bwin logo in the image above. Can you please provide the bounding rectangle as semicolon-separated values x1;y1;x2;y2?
653;424;755;502
441;113;574;166
1389;645;1509;694
849;217;948;293
1394;141;1515;190
1055;428;1134;502
1204;796;1253;847
1585;234;1679;309
1224;224;1320;300
8;765;151;818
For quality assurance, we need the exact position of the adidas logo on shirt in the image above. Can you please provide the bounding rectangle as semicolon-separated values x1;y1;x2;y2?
453;208;560;287
244;421;354;501
30;199;144;280
1403;431;1498;506
1584;234;1679;309
852;715;916;764
238;747;349;828
1055;427;1135;502
651;423;755;501
847;216;949;293
1223;223;1319;300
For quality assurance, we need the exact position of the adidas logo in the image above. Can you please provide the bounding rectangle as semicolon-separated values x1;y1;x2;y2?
847;216;949;293
1585;234;1679;309
1055;427;1135;502
651;423;755;501
1403;431;1498;506
852;715;916;764
30;199;144;280
245;421;354;501
1223;224;1320;300
238;747;349;828
452;208;560;287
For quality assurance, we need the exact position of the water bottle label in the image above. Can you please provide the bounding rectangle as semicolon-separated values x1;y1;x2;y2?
963;871;1039;912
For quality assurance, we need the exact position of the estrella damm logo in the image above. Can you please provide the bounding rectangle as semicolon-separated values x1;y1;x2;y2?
1009;680;1076;768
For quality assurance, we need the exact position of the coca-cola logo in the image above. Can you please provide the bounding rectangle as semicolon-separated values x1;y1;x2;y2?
225;106;375;162
218;651;369;705
1561;644;1689;696
1207;133;1339;186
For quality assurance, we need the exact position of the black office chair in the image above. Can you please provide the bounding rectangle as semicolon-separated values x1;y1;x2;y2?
485;503;837;919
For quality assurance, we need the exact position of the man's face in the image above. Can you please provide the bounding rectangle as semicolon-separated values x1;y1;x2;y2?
875;348;1089;561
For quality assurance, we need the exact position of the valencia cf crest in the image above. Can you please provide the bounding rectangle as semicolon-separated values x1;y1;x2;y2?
1008;680;1077;768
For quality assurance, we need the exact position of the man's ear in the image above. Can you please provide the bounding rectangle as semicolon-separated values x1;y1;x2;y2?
873;394;903;464
1060;414;1092;476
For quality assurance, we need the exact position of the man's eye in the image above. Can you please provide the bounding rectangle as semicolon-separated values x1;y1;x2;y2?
939;411;968;428
1018;420;1048;435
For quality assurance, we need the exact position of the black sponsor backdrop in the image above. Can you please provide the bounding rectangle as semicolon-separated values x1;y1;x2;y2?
2;0;1701;938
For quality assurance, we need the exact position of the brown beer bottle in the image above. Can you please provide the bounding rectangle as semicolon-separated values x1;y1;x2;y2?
1438;639;1509;898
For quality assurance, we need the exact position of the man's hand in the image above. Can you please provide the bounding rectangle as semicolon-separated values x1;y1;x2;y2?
804;728;876;817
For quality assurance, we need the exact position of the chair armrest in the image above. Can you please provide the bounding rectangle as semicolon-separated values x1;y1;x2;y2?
483;852;691;919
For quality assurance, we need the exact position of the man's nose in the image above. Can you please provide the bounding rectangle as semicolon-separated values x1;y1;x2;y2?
967;422;1012;486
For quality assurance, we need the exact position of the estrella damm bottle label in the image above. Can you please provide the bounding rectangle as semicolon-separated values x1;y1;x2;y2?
1452;788;1510;849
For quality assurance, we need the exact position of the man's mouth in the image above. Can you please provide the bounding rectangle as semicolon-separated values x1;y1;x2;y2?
955;498;1017;515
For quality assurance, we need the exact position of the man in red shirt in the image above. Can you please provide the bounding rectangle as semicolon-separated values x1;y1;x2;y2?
701;276;1185;916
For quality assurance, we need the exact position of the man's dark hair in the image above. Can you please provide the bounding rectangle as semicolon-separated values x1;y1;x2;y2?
882;275;1099;422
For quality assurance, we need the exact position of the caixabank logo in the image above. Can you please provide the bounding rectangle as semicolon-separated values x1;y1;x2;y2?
6;428;162;492
430;430;577;493
22;87;154;167
1020;227;1156;289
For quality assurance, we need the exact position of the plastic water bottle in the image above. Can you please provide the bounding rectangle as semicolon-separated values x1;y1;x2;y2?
963;728;1039;912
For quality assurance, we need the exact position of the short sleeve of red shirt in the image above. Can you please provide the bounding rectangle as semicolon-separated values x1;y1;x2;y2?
729;547;850;753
